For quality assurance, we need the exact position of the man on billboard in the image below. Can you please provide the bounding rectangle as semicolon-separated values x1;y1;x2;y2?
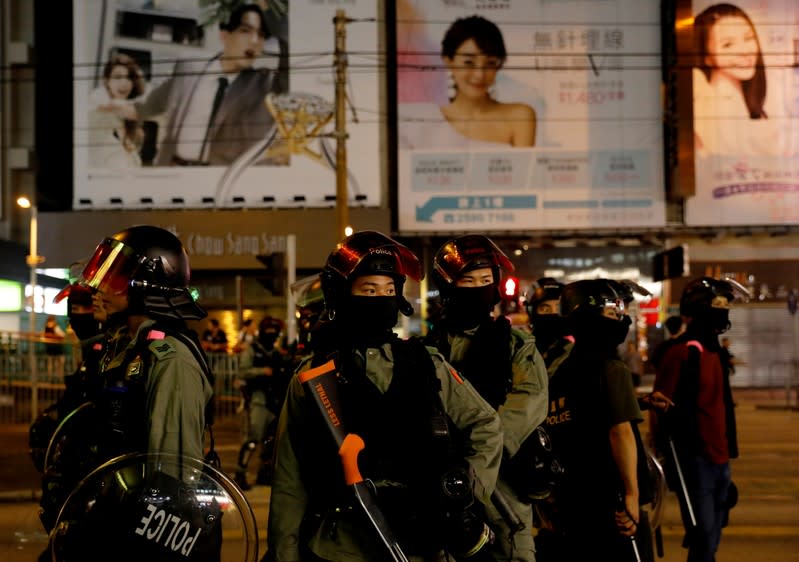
100;3;283;167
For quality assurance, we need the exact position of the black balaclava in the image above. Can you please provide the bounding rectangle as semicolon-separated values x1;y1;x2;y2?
685;307;729;350
338;294;400;345
571;313;632;355
444;283;498;331
67;288;103;341
531;314;566;353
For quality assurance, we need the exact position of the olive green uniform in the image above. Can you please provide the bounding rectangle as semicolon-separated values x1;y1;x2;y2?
100;319;213;462
446;327;549;561
237;344;277;444
267;343;503;562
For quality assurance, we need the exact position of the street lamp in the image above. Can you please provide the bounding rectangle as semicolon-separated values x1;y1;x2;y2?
17;195;44;422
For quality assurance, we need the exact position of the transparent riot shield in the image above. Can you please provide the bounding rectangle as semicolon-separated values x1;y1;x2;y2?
43;402;100;476
49;453;258;562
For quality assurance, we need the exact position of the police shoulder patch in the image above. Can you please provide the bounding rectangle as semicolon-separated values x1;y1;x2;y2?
148;337;176;359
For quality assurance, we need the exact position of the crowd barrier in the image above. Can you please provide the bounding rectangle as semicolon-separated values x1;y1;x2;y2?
0;331;244;425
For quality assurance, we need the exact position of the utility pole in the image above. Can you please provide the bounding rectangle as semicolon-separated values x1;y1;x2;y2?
334;9;349;241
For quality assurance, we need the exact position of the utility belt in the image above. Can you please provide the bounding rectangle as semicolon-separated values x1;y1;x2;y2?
313;470;494;560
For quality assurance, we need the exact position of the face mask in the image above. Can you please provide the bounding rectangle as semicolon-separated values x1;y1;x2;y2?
577;314;630;349
709;307;731;333
69;313;103;341
445;285;498;329
339;295;399;341
531;314;565;352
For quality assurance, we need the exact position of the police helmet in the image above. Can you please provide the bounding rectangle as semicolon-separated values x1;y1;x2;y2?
560;279;625;322
57;225;205;321
321;230;422;317
679;277;738;318
432;235;514;297
525;277;565;317
608;279;652;306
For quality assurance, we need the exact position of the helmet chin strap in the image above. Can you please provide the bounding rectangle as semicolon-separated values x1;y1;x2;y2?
399;297;414;317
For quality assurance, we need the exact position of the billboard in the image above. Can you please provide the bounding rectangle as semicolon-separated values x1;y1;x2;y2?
396;0;665;233
685;0;799;226
73;0;380;209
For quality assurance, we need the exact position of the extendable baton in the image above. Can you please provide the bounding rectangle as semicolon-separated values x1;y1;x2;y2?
667;435;696;528
299;360;410;562
490;488;525;534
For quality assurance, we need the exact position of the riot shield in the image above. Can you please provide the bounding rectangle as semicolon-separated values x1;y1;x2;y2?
645;449;667;531
43;402;101;477
49;453;258;562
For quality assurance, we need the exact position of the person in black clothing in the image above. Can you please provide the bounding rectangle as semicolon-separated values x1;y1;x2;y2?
525;277;568;363
30;283;108;551
201;318;229;353
537;279;652;562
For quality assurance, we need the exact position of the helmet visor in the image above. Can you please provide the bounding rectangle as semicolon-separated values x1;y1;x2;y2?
327;232;422;282
434;236;514;284
77;238;142;296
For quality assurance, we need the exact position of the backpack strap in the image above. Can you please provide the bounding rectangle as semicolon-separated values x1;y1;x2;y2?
685;340;704;353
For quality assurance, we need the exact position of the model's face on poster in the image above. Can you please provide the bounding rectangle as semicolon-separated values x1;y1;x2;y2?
105;65;134;100
220;11;266;72
444;39;502;101
705;16;759;82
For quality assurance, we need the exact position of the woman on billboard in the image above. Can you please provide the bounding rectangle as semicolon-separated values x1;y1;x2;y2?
401;15;536;149
692;3;777;156
88;54;147;168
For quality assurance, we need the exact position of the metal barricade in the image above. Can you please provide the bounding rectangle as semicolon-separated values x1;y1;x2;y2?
0;332;245;424
0;330;79;424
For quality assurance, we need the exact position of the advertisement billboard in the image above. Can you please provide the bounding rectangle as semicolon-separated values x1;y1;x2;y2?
396;0;665;232
685;0;799;226
73;0;380;209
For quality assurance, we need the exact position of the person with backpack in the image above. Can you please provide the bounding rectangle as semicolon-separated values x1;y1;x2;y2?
266;230;503;562
537;279;652;562
649;277;742;562
425;235;548;562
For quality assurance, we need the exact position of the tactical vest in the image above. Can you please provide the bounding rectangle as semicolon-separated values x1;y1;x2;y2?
297;339;450;534
426;316;513;410
95;324;214;460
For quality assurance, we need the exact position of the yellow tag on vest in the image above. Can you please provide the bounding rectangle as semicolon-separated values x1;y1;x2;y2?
126;355;144;380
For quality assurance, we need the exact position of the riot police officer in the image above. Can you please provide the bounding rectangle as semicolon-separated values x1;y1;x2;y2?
650;277;742;562
46;225;219;561
235;316;285;489
267;230;503;562
538;279;647;562
426;235;548;562
525;277;570;369
31;282;107;544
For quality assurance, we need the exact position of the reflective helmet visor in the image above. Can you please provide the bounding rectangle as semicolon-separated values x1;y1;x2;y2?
434;236;514;284
326;231;422;282
75;238;142;297
291;274;325;308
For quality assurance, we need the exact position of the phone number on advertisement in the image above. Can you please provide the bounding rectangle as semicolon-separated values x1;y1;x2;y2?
440;212;515;224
